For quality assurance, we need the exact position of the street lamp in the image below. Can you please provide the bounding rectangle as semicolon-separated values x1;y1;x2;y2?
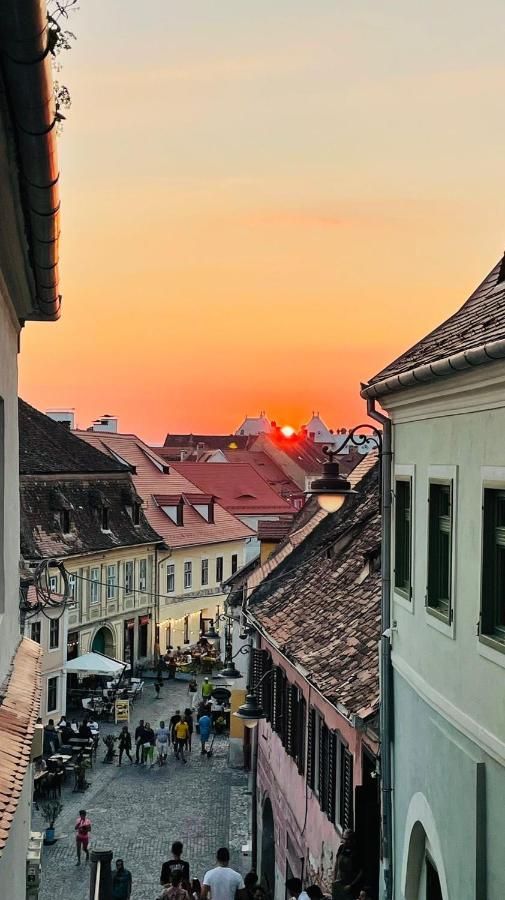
217;644;251;680
233;668;272;728
306;425;382;512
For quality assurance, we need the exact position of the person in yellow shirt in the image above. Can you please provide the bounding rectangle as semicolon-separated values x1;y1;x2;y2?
174;715;189;763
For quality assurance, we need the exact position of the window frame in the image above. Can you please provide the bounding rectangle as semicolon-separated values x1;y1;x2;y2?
125;560;134;595
49;617;60;650
31;621;41;644
216;556;223;583
101;507;110;532
201;558;209;586
139;558;147;593
166;564;175;593
480;479;505;653
184;561;192;590
231;553;238;575
47;676;58;714
394;477;412;599
425;466;457;637
90;567;100;604
106;563;117;600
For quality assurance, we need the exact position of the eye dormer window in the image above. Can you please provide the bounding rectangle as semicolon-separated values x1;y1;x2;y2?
102;507;110;531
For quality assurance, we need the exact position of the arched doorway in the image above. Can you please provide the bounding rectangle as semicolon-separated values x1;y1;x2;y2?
261;797;275;897
92;626;115;657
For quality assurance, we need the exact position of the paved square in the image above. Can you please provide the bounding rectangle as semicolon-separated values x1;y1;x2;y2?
33;678;250;900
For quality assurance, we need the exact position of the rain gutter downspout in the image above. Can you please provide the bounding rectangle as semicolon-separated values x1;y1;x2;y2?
366;397;393;900
0;0;61;320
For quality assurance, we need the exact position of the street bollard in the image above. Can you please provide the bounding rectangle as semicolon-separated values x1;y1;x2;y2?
89;849;113;900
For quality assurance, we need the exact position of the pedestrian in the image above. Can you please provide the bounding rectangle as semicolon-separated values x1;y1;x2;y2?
188;677;198;709
156;720;170;764
184;708;194;751
358;890;373;900
244;872;258;900
333;830;362;900
160;840;190;886
286;879;310;900
134;719;145;764
174;715;189;763
157;870;191;900
201;847;246;900
118;726;133;765
75;808;91;865
192;880;202;900
155;680;161;699
306;887;324;900
143;721;155;767
170;709;181;746
112;858;132;900
198;709;212;754
79;719;92;739
43;719;58;755
201;677;214;701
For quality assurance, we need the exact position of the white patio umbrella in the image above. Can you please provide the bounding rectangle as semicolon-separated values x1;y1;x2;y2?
65;651;128;677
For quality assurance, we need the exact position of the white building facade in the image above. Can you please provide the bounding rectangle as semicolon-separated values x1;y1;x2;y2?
363;256;505;900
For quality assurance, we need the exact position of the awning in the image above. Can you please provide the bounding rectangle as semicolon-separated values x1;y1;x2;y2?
65;651;127;677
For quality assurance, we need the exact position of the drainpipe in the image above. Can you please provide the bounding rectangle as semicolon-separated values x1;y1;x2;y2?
367;398;393;900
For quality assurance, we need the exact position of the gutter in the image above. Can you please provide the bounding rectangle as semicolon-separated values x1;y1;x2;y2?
0;0;61;320
361;337;505;400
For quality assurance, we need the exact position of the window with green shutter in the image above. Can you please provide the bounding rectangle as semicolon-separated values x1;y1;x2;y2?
394;479;412;597
427;482;452;620
481;489;505;644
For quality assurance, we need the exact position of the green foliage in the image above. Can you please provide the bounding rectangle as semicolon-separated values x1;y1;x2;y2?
39;798;64;828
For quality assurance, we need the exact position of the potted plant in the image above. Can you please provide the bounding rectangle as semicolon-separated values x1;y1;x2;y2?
40;798;63;845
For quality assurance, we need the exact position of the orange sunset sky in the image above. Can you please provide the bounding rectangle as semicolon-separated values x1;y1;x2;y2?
20;1;505;444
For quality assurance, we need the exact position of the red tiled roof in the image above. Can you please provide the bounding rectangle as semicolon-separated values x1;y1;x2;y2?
218;450;300;498
169;462;295;516
257;520;293;542
252;431;364;479
0;638;42;855
75;432;254;549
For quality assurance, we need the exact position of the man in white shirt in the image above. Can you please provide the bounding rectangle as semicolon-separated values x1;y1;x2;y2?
286;878;310;900
201;848;246;900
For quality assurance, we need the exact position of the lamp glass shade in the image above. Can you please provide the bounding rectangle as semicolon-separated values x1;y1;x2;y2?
233;691;265;726
217;661;243;680
317;493;347;514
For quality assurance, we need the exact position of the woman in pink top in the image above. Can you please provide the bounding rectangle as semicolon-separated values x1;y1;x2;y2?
75;808;91;865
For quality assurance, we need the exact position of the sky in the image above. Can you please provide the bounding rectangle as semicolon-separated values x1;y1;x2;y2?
19;0;505;444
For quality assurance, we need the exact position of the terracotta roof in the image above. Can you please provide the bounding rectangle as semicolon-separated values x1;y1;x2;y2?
252;431;364;479
19;401;128;476
75;432;254;549
365;256;505;391
249;464;380;719
217;450;300;499
257;520;293;542
0;638;42;855
169;462;295;516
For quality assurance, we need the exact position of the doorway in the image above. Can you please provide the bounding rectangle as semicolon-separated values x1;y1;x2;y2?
354;749;380;898
92;626;115;657
261;797;275;898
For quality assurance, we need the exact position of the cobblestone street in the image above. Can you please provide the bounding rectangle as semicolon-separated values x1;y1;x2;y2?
33;678;250;900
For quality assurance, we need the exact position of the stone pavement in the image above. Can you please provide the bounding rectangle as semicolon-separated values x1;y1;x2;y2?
33;678;251;900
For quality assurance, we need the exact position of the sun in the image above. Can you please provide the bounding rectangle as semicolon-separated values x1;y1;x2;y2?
280;425;295;438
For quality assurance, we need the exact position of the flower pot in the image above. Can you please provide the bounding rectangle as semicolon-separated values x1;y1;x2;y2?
44;827;56;845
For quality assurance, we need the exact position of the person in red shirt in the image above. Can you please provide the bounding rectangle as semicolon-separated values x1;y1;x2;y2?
75;808;91;865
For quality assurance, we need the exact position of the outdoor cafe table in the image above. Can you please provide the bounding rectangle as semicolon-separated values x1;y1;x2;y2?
49;753;72;763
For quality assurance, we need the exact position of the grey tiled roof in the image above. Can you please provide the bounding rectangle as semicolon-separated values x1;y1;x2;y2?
367;256;505;386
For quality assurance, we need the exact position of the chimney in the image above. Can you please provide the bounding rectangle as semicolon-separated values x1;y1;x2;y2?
196;442;205;460
90;414;118;433
46;409;75;430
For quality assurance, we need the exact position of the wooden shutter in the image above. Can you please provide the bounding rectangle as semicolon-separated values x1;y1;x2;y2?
297;695;306;775
326;731;337;822
340;747;354;829
273;667;283;733
318;721;328;809
263;654;273;722
306;707;316;789
250;648;265;702
286;683;296;756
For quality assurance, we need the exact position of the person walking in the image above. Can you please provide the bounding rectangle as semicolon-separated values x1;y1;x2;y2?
174;715;189;763
157;870;191;900
143;721;156;767
134;719;146;764
198;709;212;755
201;677;214;701
201;847;246;900
112;858;132;900
188;677;198;709
75;808;91;865
156;720;170;764
160;840;190;886
118;726;133;765
170;709;181;748
184;708;194;752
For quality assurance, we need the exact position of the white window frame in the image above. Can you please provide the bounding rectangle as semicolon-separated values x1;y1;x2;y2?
47;676;58;713
425;464;457;640
49;575;58;593
393;463;415;615
90;567;100;604
201;558;209;586
31;620;41;644
49;617;60;651
166;564;175;593
106;564;117;600
216;556;223;583
68;573;76;600
478;466;505;670
184;561;192;590
139;559;147;593
125;560;134;595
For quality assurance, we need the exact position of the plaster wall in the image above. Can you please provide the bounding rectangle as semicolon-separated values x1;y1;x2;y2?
0;772;32;899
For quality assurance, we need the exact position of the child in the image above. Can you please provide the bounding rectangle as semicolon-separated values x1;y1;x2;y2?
75;808;91;864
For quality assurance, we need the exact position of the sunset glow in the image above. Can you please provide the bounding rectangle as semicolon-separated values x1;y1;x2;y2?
280;426;295;438
18;0;505;443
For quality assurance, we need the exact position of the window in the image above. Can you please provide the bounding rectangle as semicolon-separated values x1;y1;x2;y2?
49;575;58;593
106;564;117;600
90;567;100;604
125;561;134;594
201;558;209;585
58;509;71;533
102;507;110;531
339;746;354;830
184;561;192;590
216;557;223;582
427;482;452;620
68;573;76;600
31;621;41;644
481;489;505;642
394;479;412;597
139;559;147;592
167;564;175;592
47;677;58;713
133;502;141;526
231;553;238;574
49;618;60;650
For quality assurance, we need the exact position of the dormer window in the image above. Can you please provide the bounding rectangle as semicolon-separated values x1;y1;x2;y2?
133;502;141;526
102;507;110;531
56;509;71;533
161;499;184;526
